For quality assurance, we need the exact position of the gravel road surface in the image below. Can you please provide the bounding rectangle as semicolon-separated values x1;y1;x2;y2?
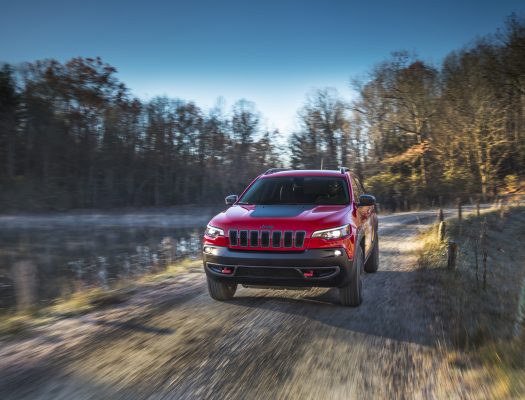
0;209;470;399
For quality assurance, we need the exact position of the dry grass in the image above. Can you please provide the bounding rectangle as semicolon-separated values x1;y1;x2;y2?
137;258;200;283
416;205;525;398
416;223;448;270
0;288;132;338
448;339;525;399
47;287;133;317
0;314;34;336
0;258;201;339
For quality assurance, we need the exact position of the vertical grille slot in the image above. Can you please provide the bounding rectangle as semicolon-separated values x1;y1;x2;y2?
283;231;293;248
261;231;270;247
272;231;282;248
239;230;248;246
295;231;306;247
229;230;238;246
250;231;259;247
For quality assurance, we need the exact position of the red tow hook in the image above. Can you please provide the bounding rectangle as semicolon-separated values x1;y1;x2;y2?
303;270;314;278
221;267;233;274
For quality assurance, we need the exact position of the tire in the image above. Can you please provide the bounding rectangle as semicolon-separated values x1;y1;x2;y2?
364;234;379;273
339;245;363;306
207;276;237;301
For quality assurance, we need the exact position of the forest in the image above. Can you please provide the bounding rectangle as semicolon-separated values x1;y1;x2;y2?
0;14;523;211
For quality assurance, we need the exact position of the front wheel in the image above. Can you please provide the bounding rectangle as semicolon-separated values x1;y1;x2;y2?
339;245;363;306
207;277;237;300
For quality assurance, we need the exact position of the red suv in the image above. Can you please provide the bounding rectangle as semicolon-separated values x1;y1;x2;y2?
202;168;378;306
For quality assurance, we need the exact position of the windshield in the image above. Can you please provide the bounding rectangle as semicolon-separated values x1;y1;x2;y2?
239;176;350;205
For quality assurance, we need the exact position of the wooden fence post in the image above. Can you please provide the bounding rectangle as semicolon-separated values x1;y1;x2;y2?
438;221;446;242
12;260;38;312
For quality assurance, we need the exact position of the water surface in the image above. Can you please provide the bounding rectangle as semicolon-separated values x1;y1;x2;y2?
0;207;220;313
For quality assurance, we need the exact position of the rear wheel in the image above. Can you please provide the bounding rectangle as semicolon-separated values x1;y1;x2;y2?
364;234;379;273
339;245;363;306
207;277;237;300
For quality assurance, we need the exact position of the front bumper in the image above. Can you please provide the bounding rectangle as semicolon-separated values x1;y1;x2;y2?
202;246;353;288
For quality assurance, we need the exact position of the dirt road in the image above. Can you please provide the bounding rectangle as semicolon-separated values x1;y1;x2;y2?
0;210;469;399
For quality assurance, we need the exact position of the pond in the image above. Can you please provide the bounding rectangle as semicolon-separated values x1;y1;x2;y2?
0;207;221;313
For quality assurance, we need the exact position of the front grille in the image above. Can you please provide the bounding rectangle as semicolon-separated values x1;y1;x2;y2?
229;229;306;249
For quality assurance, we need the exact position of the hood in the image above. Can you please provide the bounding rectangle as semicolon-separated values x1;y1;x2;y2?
210;204;350;232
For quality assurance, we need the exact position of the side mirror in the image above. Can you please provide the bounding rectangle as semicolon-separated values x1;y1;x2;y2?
225;195;238;205
358;194;376;207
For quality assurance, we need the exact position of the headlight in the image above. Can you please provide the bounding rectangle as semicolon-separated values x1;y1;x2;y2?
205;225;225;238
311;224;350;240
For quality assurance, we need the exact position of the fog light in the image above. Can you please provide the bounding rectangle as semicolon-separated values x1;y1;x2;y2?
334;250;342;257
203;246;213;254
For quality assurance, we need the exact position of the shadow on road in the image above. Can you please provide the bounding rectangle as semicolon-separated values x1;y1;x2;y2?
228;269;435;347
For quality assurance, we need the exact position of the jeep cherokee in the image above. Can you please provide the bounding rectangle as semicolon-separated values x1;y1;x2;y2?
202;168;378;306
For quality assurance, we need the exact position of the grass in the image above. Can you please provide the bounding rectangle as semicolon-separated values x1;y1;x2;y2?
0;258;201;339
416;205;525;399
136;258;199;283
416;223;448;270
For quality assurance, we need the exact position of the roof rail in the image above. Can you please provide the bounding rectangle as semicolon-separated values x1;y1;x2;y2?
264;168;290;175
339;167;350;174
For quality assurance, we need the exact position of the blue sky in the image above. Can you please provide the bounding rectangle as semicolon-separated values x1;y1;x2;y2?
1;0;523;133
